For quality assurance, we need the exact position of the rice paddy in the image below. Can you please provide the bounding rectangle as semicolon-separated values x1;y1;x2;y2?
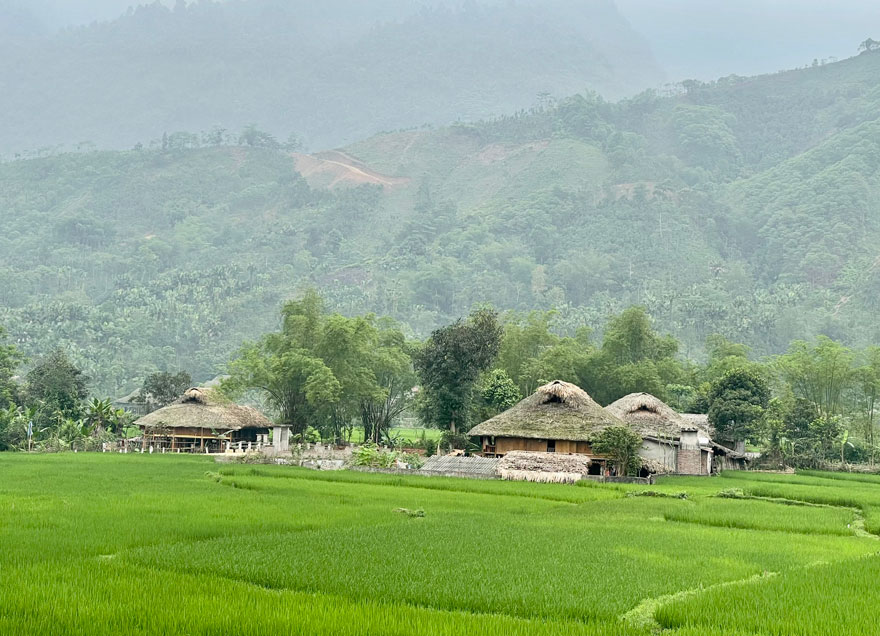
1;455;878;635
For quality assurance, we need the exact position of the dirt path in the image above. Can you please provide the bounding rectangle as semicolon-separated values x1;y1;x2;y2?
293;151;409;189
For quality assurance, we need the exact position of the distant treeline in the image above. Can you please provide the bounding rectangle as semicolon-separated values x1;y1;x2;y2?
3;292;877;469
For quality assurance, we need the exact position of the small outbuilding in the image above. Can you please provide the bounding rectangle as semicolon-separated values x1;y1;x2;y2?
467;380;624;475
137;388;289;453
606;393;714;475
680;413;749;470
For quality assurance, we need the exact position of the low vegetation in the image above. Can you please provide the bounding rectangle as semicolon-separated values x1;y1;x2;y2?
0;454;876;635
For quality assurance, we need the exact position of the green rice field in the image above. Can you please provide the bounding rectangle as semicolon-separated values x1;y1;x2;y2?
1;455;878;635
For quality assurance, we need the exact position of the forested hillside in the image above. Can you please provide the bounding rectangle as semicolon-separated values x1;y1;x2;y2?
0;0;662;155
3;50;880;394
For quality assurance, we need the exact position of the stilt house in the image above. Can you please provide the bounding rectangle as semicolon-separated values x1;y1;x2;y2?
136;388;289;453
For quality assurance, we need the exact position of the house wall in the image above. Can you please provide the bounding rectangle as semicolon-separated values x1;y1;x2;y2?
495;437;554;454
677;448;704;475
488;437;592;455
718;455;747;471
640;439;678;472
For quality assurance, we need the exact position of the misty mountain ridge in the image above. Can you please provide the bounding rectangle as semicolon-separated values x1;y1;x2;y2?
0;0;663;155
3;50;880;393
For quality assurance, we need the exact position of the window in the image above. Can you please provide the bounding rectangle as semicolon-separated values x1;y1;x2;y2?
547;440;556;453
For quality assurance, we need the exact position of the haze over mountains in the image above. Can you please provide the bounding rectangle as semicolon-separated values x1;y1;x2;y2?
2;0;880;393
4;45;880;393
0;0;663;153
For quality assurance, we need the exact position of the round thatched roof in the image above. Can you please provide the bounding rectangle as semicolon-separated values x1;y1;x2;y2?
137;388;273;431
606;393;691;440
467;380;624;442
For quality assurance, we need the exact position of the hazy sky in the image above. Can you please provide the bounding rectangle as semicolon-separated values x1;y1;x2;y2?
616;0;880;81
11;0;880;82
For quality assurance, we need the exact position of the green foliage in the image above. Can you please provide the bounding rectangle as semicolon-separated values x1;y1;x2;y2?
25;349;89;424
224;291;413;443
351;443;423;470
414;308;502;432
774;337;855;420
6;53;880;395
84;398;131;436
601;307;678;366
0;405;29;451
592;426;643;476
477;369;521;420
137;371;192;408
0;326;23;410
708;368;770;443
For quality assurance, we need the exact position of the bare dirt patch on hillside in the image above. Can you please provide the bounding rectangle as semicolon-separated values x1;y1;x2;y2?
476;141;550;165
293;151;410;190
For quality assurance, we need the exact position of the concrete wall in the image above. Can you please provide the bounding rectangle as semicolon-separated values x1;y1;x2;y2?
640;439;678;472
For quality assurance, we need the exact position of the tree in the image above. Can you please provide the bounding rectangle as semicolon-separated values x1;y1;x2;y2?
601;307;678;365
708;368;770;443
774;337;854;421
238;124;279;149
223;292;341;439
360;323;415;445
703;334;756;382
853;347;880;465
0;326;24;410
477;369;521;421
414;308;502;433
0;405;29;451
137;371;192;408
497;312;592;397
593;426;642;476
315;314;389;444
25;350;89;427
859;38;879;53
224;290;412;444
581;307;687;405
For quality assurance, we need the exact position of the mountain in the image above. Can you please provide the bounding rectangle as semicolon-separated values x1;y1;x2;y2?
0;0;664;156
3;51;880;394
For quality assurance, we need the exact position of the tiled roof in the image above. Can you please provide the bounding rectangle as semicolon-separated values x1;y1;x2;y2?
421;455;500;475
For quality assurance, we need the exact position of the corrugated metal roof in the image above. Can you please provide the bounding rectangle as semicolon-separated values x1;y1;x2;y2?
421;455;500;475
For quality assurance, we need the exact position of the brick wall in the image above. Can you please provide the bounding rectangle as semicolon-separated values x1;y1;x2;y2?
677;449;703;475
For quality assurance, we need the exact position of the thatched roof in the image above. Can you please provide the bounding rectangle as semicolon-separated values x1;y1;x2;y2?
606;393;693;440
641;457;673;475
467;380;624;442
497;451;592;473
137;388;273;431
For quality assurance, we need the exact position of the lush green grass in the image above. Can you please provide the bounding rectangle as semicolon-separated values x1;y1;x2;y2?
656;554;880;636
343;426;443;445
0;455;878;635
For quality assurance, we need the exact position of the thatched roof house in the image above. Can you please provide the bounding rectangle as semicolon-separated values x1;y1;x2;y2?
469;385;747;476
467;381;624;469
606;393;694;440
607;393;750;475
469;380;623;443
137;388;287;453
